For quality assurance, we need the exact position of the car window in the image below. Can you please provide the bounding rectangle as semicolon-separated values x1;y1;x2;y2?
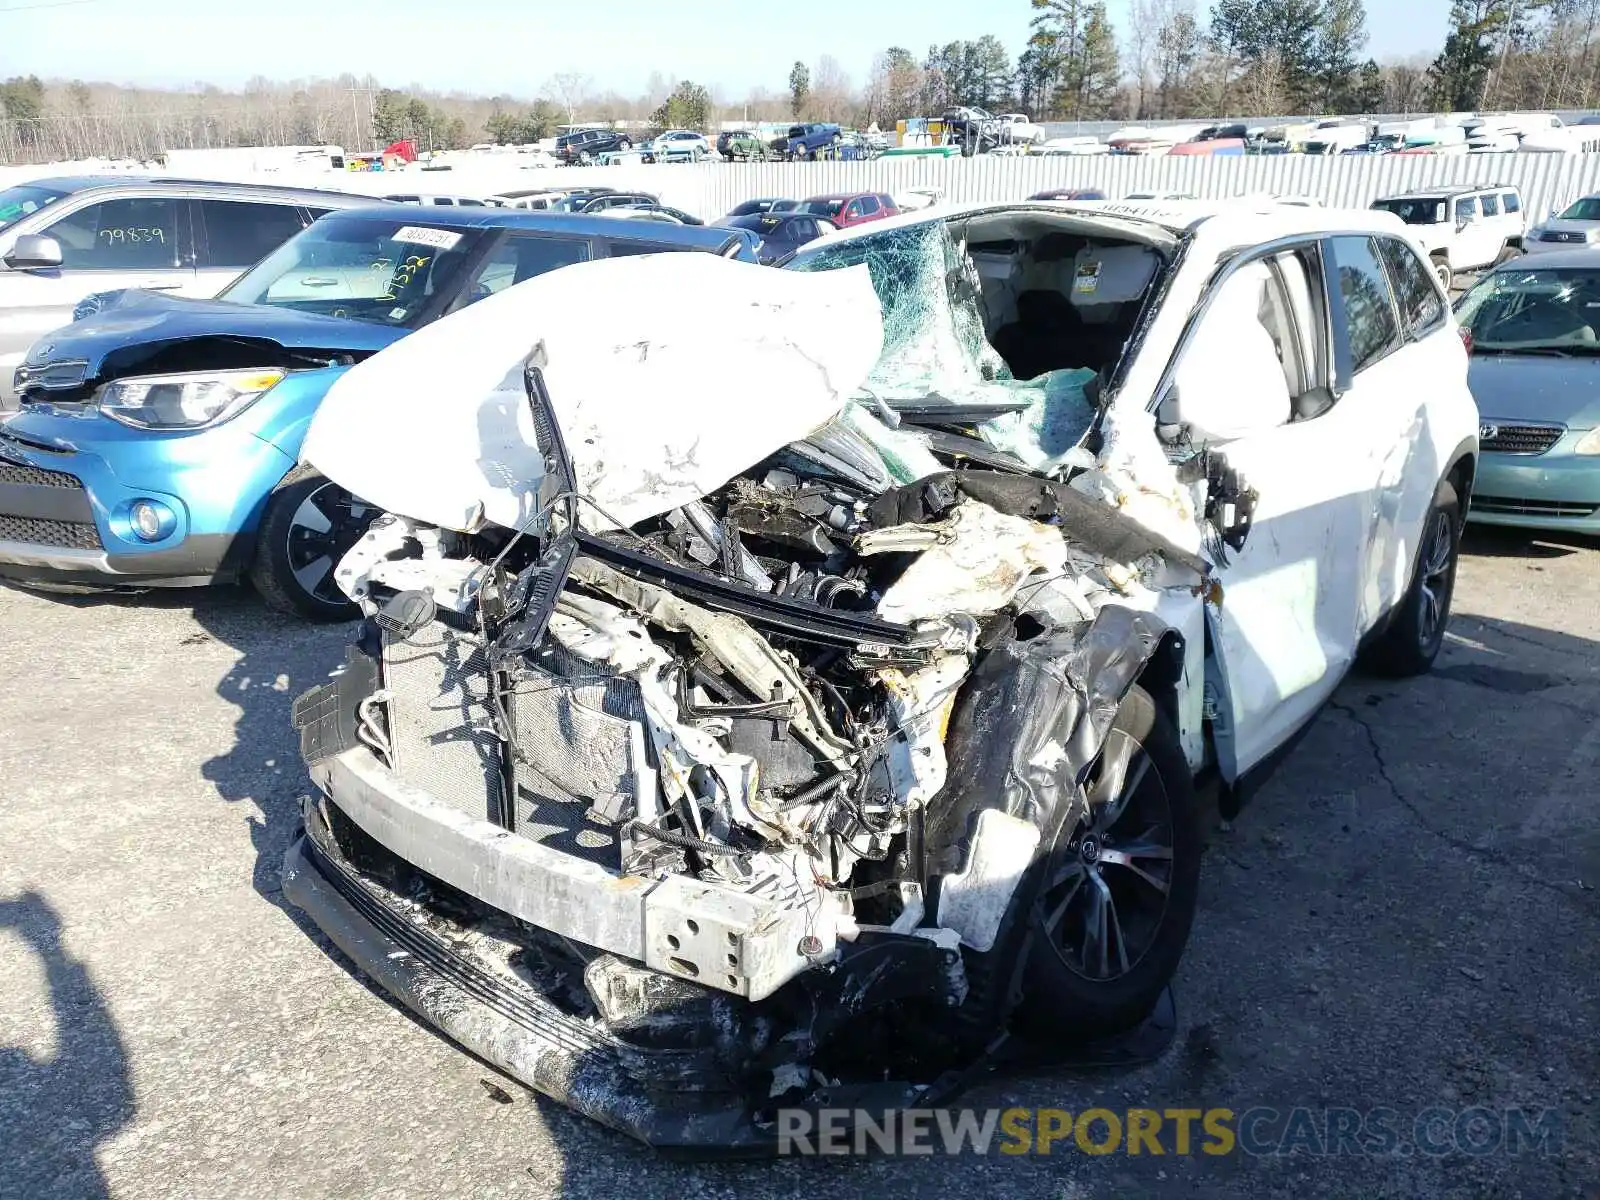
1503;192;1521;213
602;239;697;258
1372;197;1445;225
197;200;307;269
859;196;879;215
1455;197;1477;222
44;196;182;269
1328;236;1402;373
1479;194;1500;217
1379;237;1445;339
0;182;73;232
843;200;863;219
460;234;590;304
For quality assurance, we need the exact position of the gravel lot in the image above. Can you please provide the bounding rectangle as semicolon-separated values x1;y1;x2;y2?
1;523;1596;1199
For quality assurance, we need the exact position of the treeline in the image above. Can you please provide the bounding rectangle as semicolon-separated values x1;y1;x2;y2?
6;2;1600;164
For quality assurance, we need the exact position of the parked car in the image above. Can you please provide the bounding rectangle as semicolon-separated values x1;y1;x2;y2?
606;203;703;225
0;208;760;614
1452;250;1600;532
1029;188;1108;200
642;130;711;163
550;190;659;214
555;128;635;164
996;113;1046;144
716;130;769;161
490;188;579;211
772;122;842;160
1370;183;1527;290
281;200;1476;1151
718;211;837;262
0;176;375;409
723;197;799;218
1523;194;1600;254
797;192;899;228
381;194;500;207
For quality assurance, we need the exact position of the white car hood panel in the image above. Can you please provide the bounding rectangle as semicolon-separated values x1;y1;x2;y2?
301;253;884;533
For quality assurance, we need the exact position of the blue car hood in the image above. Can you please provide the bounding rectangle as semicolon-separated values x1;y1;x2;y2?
23;289;407;378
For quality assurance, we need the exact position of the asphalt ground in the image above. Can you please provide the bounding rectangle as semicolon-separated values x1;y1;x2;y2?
0;521;1596;1199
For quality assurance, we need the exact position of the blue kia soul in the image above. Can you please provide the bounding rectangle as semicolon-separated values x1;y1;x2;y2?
0;207;759;616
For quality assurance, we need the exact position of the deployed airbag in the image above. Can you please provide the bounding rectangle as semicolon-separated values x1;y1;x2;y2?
300;253;885;533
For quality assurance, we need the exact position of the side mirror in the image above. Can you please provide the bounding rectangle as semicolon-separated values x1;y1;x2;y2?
3;233;63;270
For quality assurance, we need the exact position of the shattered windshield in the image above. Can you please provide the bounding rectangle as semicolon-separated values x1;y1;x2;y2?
786;221;1102;472
1455;266;1600;351
218;216;480;326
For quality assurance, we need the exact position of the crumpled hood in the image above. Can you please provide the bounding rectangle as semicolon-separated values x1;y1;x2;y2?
25;289;406;375
300;253;884;532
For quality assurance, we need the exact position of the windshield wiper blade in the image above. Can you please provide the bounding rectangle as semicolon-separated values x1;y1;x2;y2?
1474;345;1577;357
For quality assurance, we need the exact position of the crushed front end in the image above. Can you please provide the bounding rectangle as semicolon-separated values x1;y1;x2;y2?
282;250;1207;1150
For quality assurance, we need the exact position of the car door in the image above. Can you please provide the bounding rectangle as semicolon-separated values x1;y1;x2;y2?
0;193;194;393
1452;196;1499;270
193;198;312;294
1172;240;1411;779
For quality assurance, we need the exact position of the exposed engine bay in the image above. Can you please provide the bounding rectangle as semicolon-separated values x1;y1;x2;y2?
285;244;1231;1145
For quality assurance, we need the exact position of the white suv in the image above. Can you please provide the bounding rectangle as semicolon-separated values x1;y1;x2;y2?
282;201;1478;1148
1371;183;1527;289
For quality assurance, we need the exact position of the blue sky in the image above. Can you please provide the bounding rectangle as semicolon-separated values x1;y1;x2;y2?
2;0;1455;97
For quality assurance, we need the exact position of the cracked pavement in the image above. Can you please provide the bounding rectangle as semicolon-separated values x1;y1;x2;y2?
0;523;1596;1199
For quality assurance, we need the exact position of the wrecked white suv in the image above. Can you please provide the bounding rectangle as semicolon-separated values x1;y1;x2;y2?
281;201;1478;1150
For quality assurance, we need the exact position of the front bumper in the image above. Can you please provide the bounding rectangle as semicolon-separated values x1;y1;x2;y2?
1468;446;1600;532
0;413;294;587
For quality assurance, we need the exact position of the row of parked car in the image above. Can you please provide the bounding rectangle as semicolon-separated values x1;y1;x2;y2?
3;168;1596;1150
0;171;1595;622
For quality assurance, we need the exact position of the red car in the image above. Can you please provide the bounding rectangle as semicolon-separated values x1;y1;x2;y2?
797;191;899;228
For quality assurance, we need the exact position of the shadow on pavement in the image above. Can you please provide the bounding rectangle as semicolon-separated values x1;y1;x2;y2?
0;891;134;1200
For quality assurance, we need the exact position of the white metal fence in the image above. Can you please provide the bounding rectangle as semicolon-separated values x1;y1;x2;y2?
588;153;1600;224
9;151;1600;224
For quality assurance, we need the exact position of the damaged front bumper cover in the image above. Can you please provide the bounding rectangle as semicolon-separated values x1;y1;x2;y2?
282;787;960;1153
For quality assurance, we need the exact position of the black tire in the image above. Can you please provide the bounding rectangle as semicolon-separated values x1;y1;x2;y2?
1431;255;1453;293
961;685;1202;1043
1362;479;1461;677
248;465;375;621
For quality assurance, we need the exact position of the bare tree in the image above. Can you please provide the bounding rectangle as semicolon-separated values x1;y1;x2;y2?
542;72;594;126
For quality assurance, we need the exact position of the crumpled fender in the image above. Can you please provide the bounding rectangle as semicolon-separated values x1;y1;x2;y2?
924;605;1171;919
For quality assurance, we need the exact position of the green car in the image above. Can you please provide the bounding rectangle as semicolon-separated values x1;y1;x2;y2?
717;130;769;161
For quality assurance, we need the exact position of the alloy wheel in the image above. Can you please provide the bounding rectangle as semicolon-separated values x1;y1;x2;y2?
1038;728;1176;982
285;484;374;606
1417;508;1456;650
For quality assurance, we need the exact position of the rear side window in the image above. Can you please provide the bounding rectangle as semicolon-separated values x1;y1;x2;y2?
43;196;183;269
1479;194;1501;217
1503;192;1521;213
1378;237;1445;340
197;200;308;269
1328;236;1402;373
859;196;880;215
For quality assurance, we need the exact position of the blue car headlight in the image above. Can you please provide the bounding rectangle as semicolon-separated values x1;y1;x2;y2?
97;368;285;430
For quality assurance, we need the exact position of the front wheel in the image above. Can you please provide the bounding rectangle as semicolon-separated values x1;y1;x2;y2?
962;686;1202;1043
1362;479;1461;677
249;465;378;620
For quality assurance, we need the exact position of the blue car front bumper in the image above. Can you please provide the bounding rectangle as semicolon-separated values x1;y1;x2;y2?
1468;436;1600;534
0;410;297;589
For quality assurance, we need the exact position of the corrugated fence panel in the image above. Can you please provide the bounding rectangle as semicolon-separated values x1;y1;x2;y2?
582;153;1600;225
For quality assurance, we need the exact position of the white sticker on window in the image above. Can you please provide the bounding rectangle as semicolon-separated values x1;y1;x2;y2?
389;307;409;320
392;226;462;250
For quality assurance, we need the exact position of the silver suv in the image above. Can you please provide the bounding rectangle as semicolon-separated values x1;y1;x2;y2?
0;176;374;408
